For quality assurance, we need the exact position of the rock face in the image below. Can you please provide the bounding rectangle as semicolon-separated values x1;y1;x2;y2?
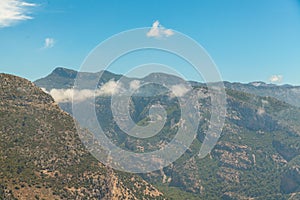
214;142;253;170
34;67;300;200
0;74;164;200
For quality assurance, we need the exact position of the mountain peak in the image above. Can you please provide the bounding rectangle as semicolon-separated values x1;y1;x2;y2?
51;67;78;78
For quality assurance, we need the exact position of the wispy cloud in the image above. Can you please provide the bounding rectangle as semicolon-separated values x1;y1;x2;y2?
269;75;283;83
0;0;37;28
147;20;174;38
44;38;55;49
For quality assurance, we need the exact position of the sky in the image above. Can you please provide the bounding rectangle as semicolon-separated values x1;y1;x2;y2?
0;0;300;85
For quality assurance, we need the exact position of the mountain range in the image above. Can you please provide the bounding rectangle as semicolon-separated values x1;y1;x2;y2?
0;67;299;199
33;67;300;199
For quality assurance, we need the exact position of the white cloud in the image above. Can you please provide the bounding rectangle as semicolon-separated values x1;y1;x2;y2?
129;80;141;91
269;75;283;83
170;84;190;97
48;80;122;103
44;38;55;49
0;0;37;28
97;80;121;95
49;88;84;103
147;20;174;38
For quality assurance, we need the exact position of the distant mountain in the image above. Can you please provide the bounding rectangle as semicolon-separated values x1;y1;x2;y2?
34;67;300;199
35;67;126;91
35;67;300;108
0;73;165;200
224;81;300;108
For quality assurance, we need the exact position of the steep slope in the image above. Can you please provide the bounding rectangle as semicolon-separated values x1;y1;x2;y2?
34;67;300;199
0;73;164;200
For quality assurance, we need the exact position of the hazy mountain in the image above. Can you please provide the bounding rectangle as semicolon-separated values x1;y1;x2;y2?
0;73;165;200
34;67;300;199
36;67;300;108
35;67;126;92
223;81;300;108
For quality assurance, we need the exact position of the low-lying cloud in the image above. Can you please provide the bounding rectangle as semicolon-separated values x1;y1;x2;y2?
49;80;122;103
129;80;141;91
170;84;190;97
48;80;192;103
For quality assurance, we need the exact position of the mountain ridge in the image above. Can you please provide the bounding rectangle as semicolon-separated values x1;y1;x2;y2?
35;67;300;108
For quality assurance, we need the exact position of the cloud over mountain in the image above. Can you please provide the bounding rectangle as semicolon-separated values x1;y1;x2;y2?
49;80;122;103
170;84;190;97
269;75;283;83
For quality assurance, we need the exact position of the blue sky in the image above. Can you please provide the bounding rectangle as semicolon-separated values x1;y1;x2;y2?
0;0;300;84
